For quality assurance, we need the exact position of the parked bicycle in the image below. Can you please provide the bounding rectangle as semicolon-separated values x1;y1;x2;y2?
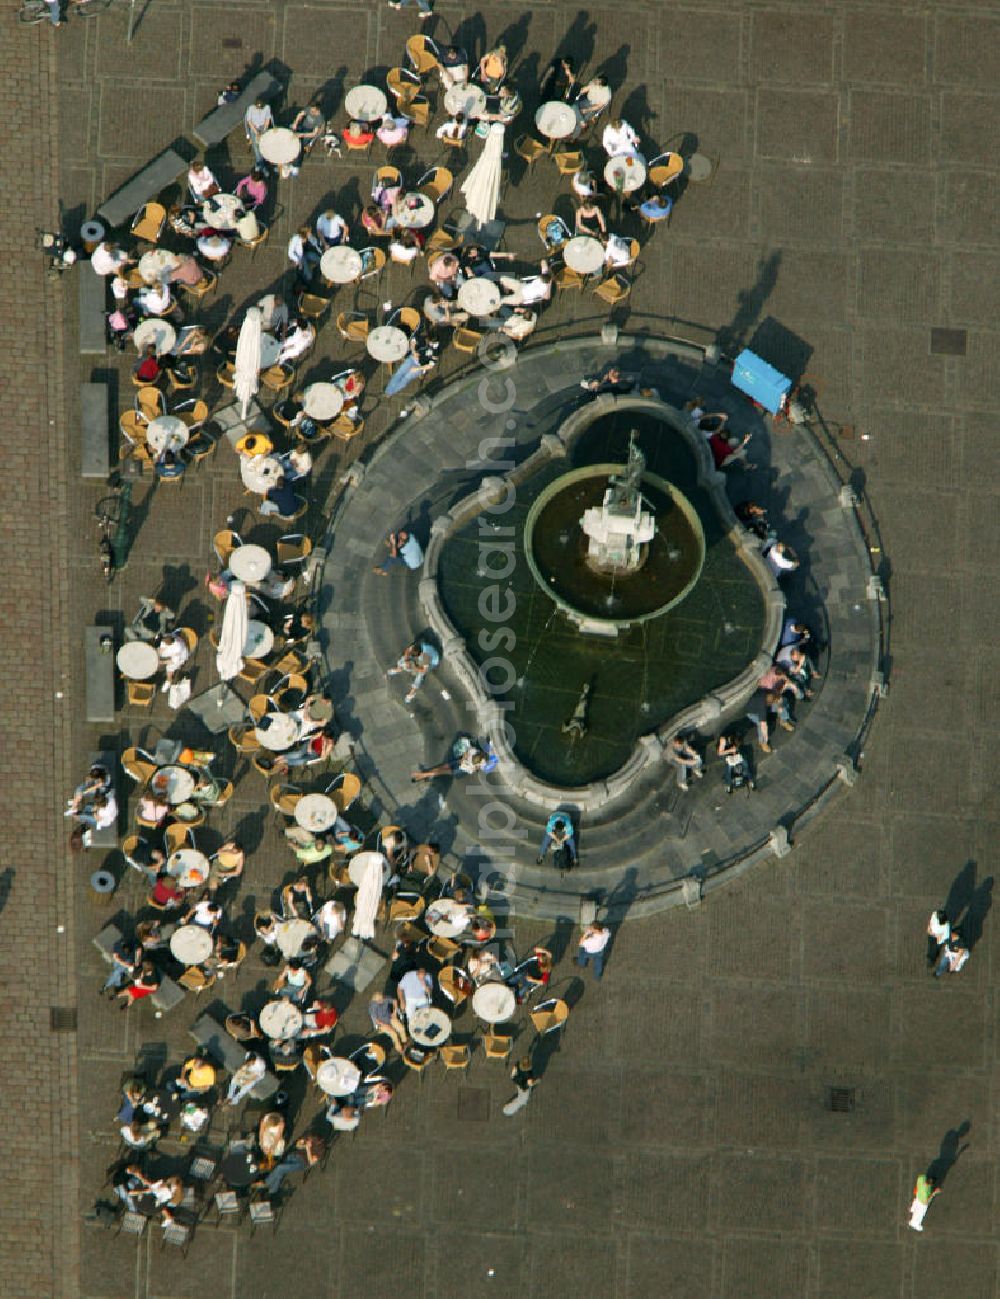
18;0;113;24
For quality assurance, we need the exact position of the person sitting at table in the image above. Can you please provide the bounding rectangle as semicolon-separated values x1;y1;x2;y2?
602;117;640;157
124;596;175;645
276;316;315;366
499;265;553;307
244;96;274;167
508;947;553;1002
120;1114;161;1150
422;289;467;331
157;630;190;680
460;244;516;278
389;228;423;266
135;918;166;954
66;763;111;815
438;43;469;88
539;55;578;102
234;168;267;212
154;448;187;482
273;731;336;774
368;993;408;1052
384;334;441;399
579;364;637;396
187;159;220;202
169;1054;217;1098
315;208;348;249
634;190;673;224
116;1076;151;1125
341;117;375;148
501;306;538;342
435;110;468;142
259;1134;325;1196
282;608;316;642
292;96;326;151
480;85;521;125
166;254;206;289
134;344;162;385
259;474;300;520
602;232;632;269
223;1052;266;1106
138;785;171;824
91;240;132;277
287;226;322;284
574;74;612;124
258;1111;287;1165
183;897;222;933
137;279;178;319
123;836;163;881
377;112;410;148
117;961;161;1010
281;879;314;920
466;947;501;984
300;996;339;1037
148;869;184;910
428;250;461;295
575;197;607;238
277;446;312;485
102;934;140;997
273;958;312;1005
361;203;388;237
396;967;433;1019
312;899;347;944
475;43;508;92
283;825;332;866
168;204;203;238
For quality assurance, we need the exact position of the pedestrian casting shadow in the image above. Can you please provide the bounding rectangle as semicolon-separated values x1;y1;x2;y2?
944;860;978;935
926;1121;971;1187
589;866;639;971
0;868;14;919
963;877;993;951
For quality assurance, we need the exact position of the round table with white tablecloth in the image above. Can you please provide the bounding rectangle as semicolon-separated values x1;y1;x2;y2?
150;765;196;805
138;248;179;284
347;851;391;888
302;382;344;421
116;641;159;681
146;415;189;455
169;924;214;966
254;712;301;751
229;544;272;583
294;793;337;832
240;454;282;495
345;84;387;123
274;917;317;960
166;847;211;889
259;128;301;166
563;235;606;276
316;1057;362;1097
457;277;501;317
320;246;363;284
444;83;487;119
535;100;579;141
260;999;304;1041
243;619;274;659
366;325;409;363
425;898;473;939
201;193;244;231
407;1006;452;1048
472;981;516;1024
393;193;435;230
133;318;176;355
604;152;647;193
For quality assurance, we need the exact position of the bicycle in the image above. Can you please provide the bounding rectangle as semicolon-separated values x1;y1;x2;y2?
18;0;113;23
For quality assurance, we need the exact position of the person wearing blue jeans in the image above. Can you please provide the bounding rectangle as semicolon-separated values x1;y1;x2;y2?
536;812;576;865
388;0;432;16
385;338;438;397
575;923;610;981
46;0;62;25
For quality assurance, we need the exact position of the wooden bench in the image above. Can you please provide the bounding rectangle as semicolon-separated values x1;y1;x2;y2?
193;71;282;149
79;269;107;355
85;634;115;725
96;148;188;229
88;749;118;849
81;382;111;479
189;1011;279;1099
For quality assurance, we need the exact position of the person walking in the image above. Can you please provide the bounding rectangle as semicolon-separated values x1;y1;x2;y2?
502;1055;539;1117
908;1172;940;1231
576;921;611;981
934;932;969;980
926;909;950;966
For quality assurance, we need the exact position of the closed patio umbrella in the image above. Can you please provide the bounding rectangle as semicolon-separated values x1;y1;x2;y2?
234;306;263;420
216;580;248;681
460;123;505;227
351;852;385;941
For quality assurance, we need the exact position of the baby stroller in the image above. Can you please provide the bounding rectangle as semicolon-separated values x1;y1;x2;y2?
723;746;756;795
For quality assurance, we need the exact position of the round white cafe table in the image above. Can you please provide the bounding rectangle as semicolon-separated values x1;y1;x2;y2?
444;83;487;119
274;917;317;961
138;249;178;283
166;848;210;889
260;999;304;1041
259;127;301;166
240;454;282;495
367;325;409;364
347;850;391;888
229;544;272;583
320;245;363;284
394;193;435;230
563;235;606;276
425;898;473;938
316;1057;362;1097
457;277;501;317
255;712;301;751
295;793;337;832
472;982;516;1024
345;84;387;123
151;765;196;805
604;152;647;193
535;100;579;140
196;235;231;262
303;382;345;421
244;619;274;659
133;318;176;355
146;415;189;455
116;641;159;681
169;924;214;966
201;193;244;231
407;1006;452;1048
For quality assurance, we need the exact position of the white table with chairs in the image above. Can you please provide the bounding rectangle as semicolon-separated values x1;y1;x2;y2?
393;193;435;229
260;999;304;1041
254;712;302;751
366;325;409;363
535;100;579;141
563;235;606;276
605;152;647;192
472;982;516;1024
243;619;274;658
259;128;301;167
320;246;363;284
169;924;214;966
201;193;244;230
229;544;272;582
138;249;179;283
116;641;159;681
425;898;473;938
166;848;210;889
240;454;283;495
316;1057;362;1097
146;415;189;455
151;765;196;804
347;850;391;888
444;83;487;118
345;84;388;122
457;277;502;317
274;918;317;960
303;382;345;421
407;1006;452;1048
294;793;338;832
133;319;177;354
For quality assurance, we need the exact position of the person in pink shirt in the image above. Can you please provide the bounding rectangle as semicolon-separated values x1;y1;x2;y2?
235;168;268;210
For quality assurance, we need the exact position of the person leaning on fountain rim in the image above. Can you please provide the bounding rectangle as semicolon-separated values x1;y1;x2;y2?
579;365;638;397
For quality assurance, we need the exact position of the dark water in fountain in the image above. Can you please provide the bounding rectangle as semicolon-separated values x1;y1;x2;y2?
531;475;701;620
437;410;766;786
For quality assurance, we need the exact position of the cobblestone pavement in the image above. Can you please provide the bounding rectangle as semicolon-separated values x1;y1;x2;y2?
2;0;999;1296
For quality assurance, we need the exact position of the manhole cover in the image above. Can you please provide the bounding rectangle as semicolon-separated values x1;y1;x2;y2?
826;1086;855;1113
929;328;967;357
50;1007;78;1032
457;1086;490;1121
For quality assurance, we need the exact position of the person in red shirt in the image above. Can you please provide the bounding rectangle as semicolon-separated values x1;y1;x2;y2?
117;962;161;1009
708;429;753;471
135;345;161;384
342;118;375;148
301;998;339;1036
148;871;184;909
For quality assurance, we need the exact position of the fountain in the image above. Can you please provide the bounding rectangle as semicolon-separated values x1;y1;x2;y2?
580;432;656;575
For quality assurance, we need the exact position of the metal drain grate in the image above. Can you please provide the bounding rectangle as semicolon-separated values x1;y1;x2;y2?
222;38;243;48
457;1086;490;1122
930;328;967;356
826;1086;856;1113
50;1006;78;1032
